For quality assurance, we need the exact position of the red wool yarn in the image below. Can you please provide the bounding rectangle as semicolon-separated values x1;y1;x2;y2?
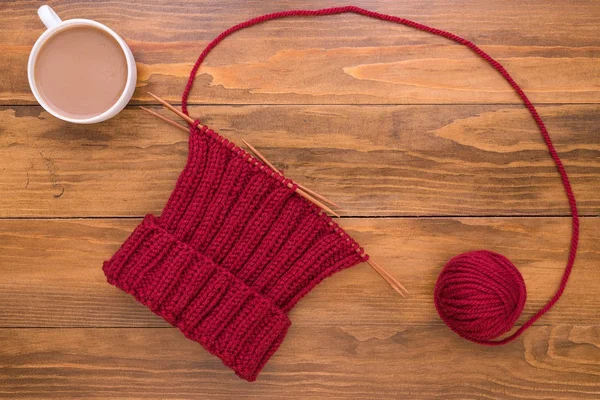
179;5;579;346
104;5;580;381
434;251;527;343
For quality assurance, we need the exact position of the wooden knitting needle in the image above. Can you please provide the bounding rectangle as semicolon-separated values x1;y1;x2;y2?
139;106;340;218
148;92;339;208
142;106;406;296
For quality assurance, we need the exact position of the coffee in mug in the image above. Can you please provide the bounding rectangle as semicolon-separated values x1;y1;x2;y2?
28;5;136;124
35;26;128;119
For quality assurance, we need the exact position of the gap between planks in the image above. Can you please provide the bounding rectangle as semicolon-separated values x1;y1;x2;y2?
3;102;600;108
0;214;595;221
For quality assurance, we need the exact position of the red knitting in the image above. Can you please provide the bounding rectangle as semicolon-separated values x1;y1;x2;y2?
105;4;579;381
103;122;367;381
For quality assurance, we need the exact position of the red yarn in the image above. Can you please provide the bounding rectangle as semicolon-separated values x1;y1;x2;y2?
104;6;580;381
180;5;578;346
434;251;527;343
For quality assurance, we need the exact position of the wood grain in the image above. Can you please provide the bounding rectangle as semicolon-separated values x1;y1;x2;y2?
1;1;598;105
1;325;598;399
1;1;598;398
1;104;598;218
0;217;597;328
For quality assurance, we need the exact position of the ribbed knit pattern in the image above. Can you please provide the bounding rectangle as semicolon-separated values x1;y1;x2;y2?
105;4;581;378
103;123;367;381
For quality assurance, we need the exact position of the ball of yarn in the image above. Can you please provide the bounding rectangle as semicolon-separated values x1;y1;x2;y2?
434;250;527;343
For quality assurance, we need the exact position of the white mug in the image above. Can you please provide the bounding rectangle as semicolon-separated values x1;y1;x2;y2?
28;5;137;124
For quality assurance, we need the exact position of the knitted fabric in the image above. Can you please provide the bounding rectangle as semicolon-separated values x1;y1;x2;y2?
104;4;580;381
103;123;367;381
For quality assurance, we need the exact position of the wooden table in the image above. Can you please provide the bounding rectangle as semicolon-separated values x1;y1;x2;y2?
1;1;598;398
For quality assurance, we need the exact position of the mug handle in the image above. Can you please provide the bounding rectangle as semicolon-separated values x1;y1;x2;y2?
38;5;62;30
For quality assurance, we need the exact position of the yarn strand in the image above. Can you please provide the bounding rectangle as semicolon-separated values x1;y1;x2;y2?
181;5;579;345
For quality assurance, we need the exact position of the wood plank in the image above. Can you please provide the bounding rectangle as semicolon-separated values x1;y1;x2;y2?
1;104;598;218
0;325;598;399
1;1;598;105
0;217;596;328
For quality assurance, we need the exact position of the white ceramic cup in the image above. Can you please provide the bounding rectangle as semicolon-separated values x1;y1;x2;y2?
28;5;137;124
